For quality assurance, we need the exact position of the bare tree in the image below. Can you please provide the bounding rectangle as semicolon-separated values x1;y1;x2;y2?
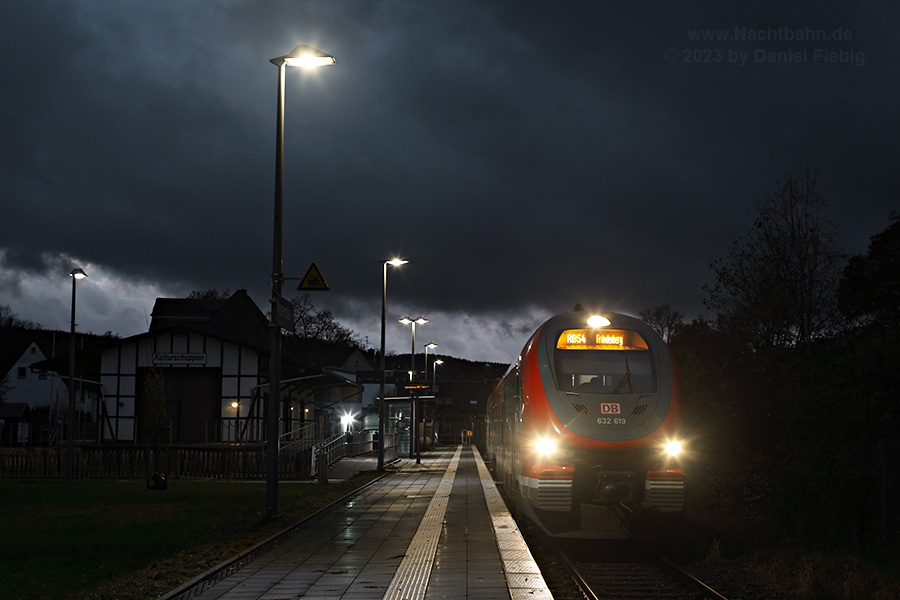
187;288;232;301
289;294;361;347
639;304;684;343
704;170;844;352
143;367;169;488
838;211;900;328
0;304;41;329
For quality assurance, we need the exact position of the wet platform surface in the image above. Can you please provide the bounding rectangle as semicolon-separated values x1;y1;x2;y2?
169;445;552;600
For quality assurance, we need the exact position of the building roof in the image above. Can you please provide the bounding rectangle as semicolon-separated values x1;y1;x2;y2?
0;326;110;380
149;297;227;330
149;289;269;350
26;291;361;389
199;290;270;350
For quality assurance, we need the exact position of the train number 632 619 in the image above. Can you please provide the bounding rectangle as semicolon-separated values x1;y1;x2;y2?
597;417;627;425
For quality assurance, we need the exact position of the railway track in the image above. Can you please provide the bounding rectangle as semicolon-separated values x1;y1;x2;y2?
559;549;731;600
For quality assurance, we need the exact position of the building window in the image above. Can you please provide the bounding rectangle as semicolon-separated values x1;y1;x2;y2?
38;371;47;380
17;367;26;379
30;346;37;355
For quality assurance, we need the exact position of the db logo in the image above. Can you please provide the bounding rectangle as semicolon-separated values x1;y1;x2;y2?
600;403;622;415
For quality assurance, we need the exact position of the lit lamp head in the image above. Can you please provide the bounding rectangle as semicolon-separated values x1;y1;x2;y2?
270;45;336;68
399;316;428;326
587;315;610;328
70;268;87;280
386;258;408;267
425;342;438;350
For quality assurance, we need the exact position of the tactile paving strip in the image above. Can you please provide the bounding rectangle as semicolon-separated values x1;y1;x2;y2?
382;446;463;600
473;446;554;600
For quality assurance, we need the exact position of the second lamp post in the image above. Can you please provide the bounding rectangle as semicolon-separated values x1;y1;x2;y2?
379;258;407;470
399;316;427;461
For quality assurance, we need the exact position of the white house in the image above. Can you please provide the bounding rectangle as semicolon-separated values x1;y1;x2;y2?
1;328;104;444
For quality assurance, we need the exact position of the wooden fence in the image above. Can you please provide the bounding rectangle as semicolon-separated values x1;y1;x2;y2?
0;445;314;480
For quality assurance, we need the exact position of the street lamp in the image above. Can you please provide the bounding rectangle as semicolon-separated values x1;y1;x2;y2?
421;343;437;453
67;268;86;481
424;342;437;381
399;317;428;374
266;44;335;519
431;358;444;447
433;359;443;389
379;258;407;471
399;316;427;460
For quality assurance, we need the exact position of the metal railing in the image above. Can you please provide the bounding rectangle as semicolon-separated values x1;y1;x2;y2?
278;423;319;455
382;432;399;464
346;430;374;455
308;430;400;478
311;432;347;477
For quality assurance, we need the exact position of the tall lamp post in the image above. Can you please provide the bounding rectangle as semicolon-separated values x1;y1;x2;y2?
67;267;87;481
430;358;443;449
379;258;407;470
433;359;443;389
422;342;437;452
423;342;437;381
266;45;335;519
399;316;427;460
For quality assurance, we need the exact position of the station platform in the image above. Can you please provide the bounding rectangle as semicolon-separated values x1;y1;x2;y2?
166;445;552;600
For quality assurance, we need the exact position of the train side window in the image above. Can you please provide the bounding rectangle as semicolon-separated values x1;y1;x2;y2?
502;378;516;445
516;368;523;422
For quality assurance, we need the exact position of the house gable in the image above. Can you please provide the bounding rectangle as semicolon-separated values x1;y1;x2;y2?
98;329;261;444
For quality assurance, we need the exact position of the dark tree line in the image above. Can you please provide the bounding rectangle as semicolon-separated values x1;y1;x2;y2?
0;304;41;329
703;170;844;352
644;172;900;550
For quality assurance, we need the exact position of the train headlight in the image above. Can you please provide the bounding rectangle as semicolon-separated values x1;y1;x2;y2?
587;315;611;328
665;440;682;456
534;437;557;456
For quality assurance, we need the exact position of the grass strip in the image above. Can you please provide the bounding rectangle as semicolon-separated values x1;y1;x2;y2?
0;473;383;600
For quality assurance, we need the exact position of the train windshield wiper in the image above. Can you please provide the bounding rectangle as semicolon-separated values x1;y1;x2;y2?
611;356;633;394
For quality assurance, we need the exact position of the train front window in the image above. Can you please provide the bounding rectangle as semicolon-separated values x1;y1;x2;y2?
554;328;656;394
556;350;656;394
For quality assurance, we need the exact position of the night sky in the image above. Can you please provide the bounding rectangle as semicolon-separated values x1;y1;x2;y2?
1;1;897;363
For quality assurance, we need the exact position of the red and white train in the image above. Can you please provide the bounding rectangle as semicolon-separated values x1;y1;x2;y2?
486;309;686;538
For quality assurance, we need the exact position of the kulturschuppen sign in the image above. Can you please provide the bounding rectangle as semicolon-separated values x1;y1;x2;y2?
152;353;207;365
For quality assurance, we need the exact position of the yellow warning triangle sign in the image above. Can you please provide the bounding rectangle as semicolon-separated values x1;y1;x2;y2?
297;262;330;291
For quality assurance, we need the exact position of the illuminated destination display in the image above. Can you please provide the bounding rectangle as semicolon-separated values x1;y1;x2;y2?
556;329;649;351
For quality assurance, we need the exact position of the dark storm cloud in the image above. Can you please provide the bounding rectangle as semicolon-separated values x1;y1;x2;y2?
1;1;898;361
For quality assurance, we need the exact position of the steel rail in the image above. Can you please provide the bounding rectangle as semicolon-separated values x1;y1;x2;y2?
657;554;732;600
557;548;732;600
558;550;600;600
